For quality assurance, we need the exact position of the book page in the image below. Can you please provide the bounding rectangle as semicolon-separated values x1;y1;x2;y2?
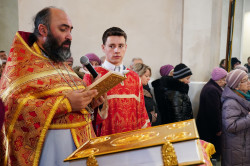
85;71;127;99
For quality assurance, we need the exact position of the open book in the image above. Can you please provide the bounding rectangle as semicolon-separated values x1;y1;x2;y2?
85;69;128;99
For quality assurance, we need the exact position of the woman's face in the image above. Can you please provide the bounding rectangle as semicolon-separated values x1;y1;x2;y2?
168;69;174;76
141;69;151;85
217;76;227;88
221;60;226;68
248;77;250;91
90;61;100;67
237;75;249;93
179;75;191;84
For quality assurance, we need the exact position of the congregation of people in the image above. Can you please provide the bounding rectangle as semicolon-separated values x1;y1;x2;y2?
0;6;250;166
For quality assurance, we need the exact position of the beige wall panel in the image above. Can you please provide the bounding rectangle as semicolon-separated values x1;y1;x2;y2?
182;0;213;81
0;0;18;54
18;0;183;79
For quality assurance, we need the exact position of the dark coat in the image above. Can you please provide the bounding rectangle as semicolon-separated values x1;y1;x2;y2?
160;76;193;123
151;78;167;123
221;86;250;166
196;79;223;157
143;85;161;126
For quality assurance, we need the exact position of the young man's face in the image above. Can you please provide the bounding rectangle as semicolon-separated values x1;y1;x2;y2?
102;36;127;66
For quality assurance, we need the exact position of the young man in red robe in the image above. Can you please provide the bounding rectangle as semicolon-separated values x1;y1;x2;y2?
84;27;151;136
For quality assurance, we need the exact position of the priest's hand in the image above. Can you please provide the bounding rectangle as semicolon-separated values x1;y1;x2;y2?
98;94;109;119
91;93;106;109
66;89;98;112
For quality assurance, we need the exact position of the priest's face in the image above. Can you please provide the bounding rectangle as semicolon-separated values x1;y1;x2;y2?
102;36;127;66
43;8;73;62
43;31;71;62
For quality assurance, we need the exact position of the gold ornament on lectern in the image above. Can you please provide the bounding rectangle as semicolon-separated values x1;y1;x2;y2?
90;136;111;144
110;131;159;146
75;148;99;157
87;155;99;166
162;141;178;166
166;121;190;130
64;119;204;166
164;132;192;141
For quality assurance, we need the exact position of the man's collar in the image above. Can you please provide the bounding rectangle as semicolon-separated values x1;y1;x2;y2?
102;60;124;73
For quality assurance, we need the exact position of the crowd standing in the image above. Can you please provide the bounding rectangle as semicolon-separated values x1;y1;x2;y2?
0;6;250;166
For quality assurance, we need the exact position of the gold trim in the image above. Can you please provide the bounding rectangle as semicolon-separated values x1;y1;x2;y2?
33;86;85;99
65;139;90;161
33;96;64;166
80;108;90;115
197;140;206;165
1;70;80;101
110;132;159;147
16;32;47;60
49;120;91;129
63;98;72;113
107;94;140;102
162;141;178;166
205;141;216;159
141;119;150;129
5;96;35;166
32;42;43;56
71;129;80;148
87;155;99;166
85;115;92;139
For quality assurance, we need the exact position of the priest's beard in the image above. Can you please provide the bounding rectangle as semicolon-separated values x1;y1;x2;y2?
42;32;71;62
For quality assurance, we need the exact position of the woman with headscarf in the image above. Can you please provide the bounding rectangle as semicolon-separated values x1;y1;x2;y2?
133;63;161;126
196;67;227;161
221;69;250;166
151;64;174;124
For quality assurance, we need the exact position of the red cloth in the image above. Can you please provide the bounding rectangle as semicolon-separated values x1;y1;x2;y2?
0;99;4;130
199;139;215;166
84;67;151;136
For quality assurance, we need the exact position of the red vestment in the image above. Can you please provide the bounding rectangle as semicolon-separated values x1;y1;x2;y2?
0;31;95;166
84;66;151;136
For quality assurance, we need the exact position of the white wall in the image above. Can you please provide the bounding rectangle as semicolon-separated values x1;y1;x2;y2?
18;0;183;81
242;0;250;64
231;0;244;61
17;0;225;82
182;0;223;81
0;0;18;53
220;0;229;62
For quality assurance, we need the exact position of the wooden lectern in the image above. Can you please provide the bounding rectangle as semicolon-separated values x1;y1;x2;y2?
65;119;211;166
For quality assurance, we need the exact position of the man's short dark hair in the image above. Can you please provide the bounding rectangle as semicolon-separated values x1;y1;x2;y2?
102;27;127;45
33;7;53;38
0;51;5;53
29;7;56;45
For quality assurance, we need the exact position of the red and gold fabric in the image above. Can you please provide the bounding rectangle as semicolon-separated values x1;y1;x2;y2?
84;66;151;136
199;139;216;166
0;31;95;166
